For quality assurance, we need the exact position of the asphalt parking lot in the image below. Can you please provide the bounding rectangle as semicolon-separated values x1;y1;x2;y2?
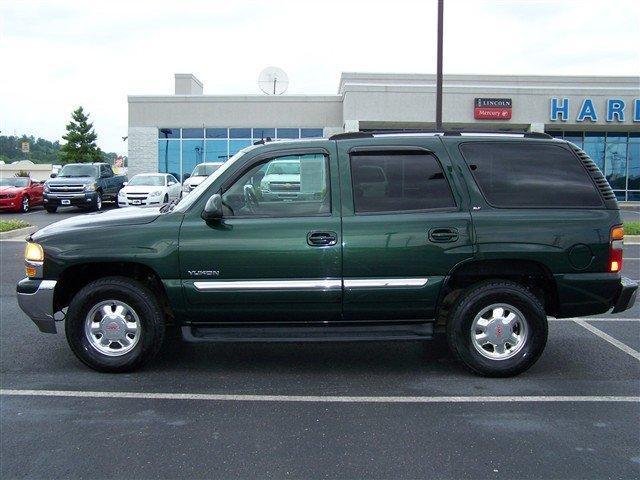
1;208;639;479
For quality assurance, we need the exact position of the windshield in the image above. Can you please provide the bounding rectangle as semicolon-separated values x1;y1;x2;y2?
128;175;165;186
172;146;258;213
58;164;98;178
267;161;300;175
192;163;222;177
0;178;29;187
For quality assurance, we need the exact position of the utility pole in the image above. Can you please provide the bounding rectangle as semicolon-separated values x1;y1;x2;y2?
436;0;444;130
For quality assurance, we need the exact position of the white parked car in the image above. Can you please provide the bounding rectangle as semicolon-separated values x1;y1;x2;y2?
118;173;181;207
182;162;224;195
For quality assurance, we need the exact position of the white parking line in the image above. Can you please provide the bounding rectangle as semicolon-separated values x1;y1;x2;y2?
573;320;640;361
0;389;638;403
549;317;640;322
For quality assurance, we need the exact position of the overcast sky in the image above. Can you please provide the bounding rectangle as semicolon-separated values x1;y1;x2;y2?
1;0;639;153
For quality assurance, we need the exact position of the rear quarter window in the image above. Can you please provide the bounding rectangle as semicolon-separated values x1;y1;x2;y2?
459;142;603;208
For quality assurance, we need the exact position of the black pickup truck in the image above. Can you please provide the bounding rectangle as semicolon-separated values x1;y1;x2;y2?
44;163;127;213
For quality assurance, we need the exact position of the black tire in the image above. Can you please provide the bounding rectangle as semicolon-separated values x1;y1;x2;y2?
65;276;165;373
446;280;547;377
21;196;30;213
45;206;57;213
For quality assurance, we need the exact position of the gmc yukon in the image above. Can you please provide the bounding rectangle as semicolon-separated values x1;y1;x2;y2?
18;132;637;376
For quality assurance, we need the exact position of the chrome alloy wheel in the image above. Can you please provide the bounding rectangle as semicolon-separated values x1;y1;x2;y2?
470;303;528;360
84;300;141;356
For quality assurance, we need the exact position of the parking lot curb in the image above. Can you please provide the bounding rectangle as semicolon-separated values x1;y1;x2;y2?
0;225;36;241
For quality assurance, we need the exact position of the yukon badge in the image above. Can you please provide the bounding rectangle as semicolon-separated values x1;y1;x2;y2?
187;270;220;277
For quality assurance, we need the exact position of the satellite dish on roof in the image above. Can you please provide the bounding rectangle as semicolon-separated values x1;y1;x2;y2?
258;67;289;95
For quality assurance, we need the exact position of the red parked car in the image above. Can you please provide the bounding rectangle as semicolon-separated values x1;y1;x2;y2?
0;177;44;212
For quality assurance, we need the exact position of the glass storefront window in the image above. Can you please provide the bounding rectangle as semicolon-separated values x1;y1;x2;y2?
252;128;276;139
628;134;640;193
301;128;324;138
583;132;606;171
206;128;228;138
205;139;228;162
604;133;628;191
158;128;180;139
564;131;583;148
277;128;300;139
229;128;251;139
182;128;204;139
182;140;204;178
157;140;180;174
229;139;251;156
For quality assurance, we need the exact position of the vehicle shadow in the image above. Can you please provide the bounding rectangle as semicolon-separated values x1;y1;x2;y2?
154;330;455;376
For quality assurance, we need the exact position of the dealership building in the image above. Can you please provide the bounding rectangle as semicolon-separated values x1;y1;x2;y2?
128;72;640;201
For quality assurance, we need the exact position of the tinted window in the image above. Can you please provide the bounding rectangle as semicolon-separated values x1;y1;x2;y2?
350;151;455;213
459;142;602;208
206;128;228;138
301;128;324;138
277;128;299;139
182;128;204;138
229;128;251;139
158;128;180;139
252;128;275;139
222;153;330;218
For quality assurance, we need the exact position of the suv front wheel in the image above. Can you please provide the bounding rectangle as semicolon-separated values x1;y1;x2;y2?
65;276;165;372
446;280;548;377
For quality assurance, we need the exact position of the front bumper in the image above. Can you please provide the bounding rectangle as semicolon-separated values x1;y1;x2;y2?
612;276;638;313
0;197;20;210
44;192;97;207
17;278;58;333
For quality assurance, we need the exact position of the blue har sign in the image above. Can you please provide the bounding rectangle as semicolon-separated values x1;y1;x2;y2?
550;97;640;122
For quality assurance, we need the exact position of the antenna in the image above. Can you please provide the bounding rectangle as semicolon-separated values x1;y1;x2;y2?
258;67;289;95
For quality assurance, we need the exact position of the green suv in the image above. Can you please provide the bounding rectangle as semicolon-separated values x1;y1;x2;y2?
17;132;637;376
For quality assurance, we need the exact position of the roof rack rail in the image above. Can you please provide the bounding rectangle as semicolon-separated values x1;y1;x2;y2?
329;130;552;140
328;132;373;140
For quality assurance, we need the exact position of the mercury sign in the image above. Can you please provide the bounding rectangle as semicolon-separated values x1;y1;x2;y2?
550;98;640;122
474;98;512;120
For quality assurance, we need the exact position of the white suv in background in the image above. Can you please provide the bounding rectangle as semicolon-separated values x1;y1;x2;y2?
118;173;181;207
182;162;224;195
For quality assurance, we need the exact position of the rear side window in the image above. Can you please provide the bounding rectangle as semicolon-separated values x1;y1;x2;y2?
350;151;455;213
459;142;603;208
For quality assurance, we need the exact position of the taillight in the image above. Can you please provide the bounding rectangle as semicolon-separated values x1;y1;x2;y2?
609;225;624;272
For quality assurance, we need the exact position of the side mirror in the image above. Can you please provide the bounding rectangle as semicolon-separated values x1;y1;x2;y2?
123;182;128;186
201;193;223;221
50;173;57;178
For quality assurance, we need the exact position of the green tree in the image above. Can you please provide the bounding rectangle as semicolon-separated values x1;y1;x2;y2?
59;106;102;163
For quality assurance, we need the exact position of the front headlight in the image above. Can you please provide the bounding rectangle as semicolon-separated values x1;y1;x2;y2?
150;190;162;197
182;184;190;193
84;183;97;192
24;242;44;277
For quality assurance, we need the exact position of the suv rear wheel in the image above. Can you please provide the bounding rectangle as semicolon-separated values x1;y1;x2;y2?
65;276;165;372
446;280;547;377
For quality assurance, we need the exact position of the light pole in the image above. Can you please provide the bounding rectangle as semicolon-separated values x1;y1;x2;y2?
160;129;171;173
436;0;444;131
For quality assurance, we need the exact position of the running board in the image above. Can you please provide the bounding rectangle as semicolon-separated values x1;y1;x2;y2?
182;323;434;343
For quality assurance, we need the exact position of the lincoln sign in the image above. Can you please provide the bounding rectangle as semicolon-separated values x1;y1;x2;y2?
474;98;512;120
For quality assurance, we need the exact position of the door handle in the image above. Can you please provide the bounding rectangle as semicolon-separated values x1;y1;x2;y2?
428;228;459;243
307;231;337;247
